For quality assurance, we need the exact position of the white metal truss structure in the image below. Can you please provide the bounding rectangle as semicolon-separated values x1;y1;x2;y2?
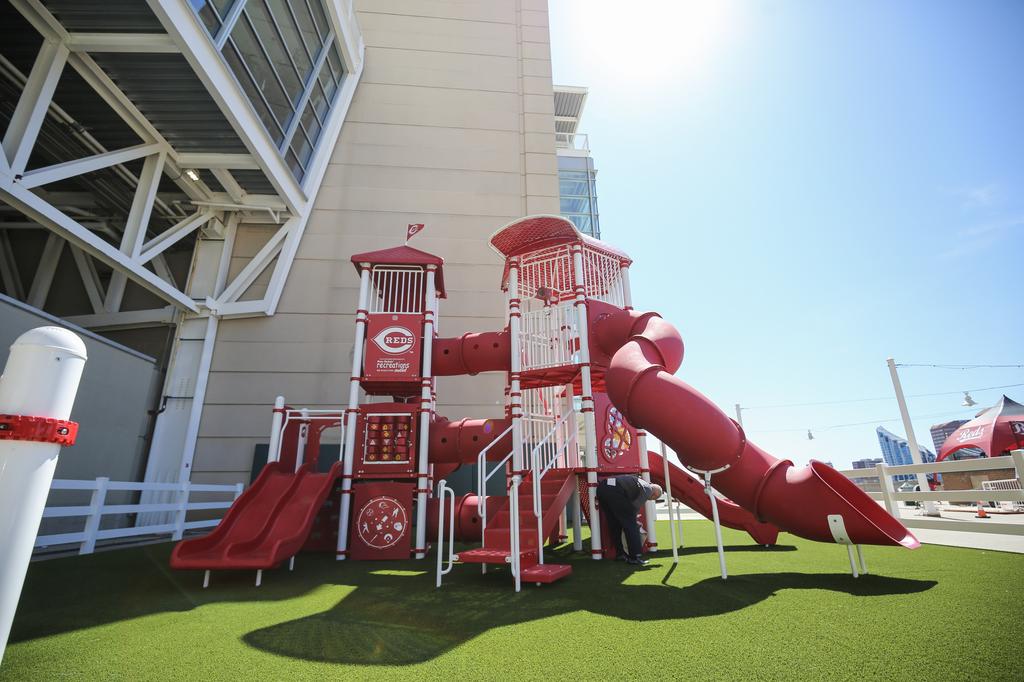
0;0;365;498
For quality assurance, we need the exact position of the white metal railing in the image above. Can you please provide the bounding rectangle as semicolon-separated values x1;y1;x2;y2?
582;246;626;308
519;303;580;371
835;450;1024;535
527;411;576;565
271;408;345;464
435;479;456;588
517;246;575;307
555;132;589;151
369;265;424;314
476;425;514;574
982;479;1024;511
37;478;244;554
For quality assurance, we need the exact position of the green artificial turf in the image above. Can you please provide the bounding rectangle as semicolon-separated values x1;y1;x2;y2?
3;522;1021;681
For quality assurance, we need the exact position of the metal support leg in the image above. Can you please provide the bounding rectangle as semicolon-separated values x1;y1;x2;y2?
856;545;868;575
289;556;295;571
846;545;860;578
571;486;582;552
705;473;727;580
255;569;263;587
203;570;210;589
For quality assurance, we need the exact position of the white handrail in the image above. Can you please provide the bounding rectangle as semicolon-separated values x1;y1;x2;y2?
476;424;515;564
435;479;456;588
528;411;575;565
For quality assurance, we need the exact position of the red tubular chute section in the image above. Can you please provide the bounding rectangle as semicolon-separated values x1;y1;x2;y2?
592;303;919;549
432;331;511;376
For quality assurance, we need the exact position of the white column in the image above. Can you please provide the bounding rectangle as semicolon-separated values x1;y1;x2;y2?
0;327;87;664
619;263;633;311
337;265;372;560
637;430;657;550
294;409;310;472
571;245;602;558
507;258;524;587
414;267;437;559
886;358;938;516
267;396;285;463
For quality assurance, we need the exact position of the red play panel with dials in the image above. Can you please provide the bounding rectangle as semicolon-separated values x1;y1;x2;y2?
348;482;414;560
353;404;419;478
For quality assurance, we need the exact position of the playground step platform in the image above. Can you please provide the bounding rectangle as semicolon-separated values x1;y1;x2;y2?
456;548;538;566
521;563;572;584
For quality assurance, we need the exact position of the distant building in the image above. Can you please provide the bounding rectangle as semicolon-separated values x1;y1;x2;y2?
876;427;937;482
554;86;601;238
850;457;883;492
930;419;969;454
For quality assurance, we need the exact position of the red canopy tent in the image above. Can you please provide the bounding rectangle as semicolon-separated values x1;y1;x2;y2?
938;395;1024;461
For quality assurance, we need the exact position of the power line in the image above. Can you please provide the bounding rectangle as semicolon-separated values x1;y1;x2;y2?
742;382;1024;410
896;363;1024;370
754;409;976;434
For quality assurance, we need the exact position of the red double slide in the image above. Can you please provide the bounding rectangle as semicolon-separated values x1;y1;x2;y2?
591;302;918;549
170;461;343;571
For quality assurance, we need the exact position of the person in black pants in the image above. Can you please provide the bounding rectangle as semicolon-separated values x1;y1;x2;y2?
596;475;663;566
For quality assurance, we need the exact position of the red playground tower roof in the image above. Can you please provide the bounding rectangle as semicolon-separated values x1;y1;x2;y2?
350;244;446;298
488;214;631;288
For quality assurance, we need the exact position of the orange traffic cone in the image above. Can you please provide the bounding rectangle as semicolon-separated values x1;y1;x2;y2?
976;502;989;519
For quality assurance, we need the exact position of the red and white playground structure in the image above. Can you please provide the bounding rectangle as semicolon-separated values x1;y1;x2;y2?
169;215;919;590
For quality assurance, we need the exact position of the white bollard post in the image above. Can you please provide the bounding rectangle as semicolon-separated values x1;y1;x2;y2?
0;327;87;665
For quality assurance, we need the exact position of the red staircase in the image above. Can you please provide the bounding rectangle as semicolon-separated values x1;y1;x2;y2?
457;468;576;584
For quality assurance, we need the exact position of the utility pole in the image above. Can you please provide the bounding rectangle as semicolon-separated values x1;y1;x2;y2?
886;358;940;516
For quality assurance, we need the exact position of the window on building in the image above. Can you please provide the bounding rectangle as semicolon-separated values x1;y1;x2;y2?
189;0;347;182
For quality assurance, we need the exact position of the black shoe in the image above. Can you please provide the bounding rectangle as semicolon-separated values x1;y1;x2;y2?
614;554;628;562
625;556;649;567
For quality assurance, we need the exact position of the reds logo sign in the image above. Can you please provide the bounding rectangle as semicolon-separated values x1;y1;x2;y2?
356;496;408;549
957;426;985;443
372;326;415;354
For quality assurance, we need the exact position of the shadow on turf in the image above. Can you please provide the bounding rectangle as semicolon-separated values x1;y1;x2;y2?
240;553;937;666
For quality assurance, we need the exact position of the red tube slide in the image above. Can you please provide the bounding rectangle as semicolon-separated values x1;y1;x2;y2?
591;302;918;549
646;449;779;546
432;331;510;376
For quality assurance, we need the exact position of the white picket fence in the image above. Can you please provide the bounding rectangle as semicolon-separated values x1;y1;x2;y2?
836;450;1024;536
36;478;244;555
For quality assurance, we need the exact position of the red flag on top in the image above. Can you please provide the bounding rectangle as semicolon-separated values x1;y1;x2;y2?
406;223;425;242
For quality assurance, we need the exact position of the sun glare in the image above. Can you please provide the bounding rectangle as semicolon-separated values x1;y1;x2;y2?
569;0;742;88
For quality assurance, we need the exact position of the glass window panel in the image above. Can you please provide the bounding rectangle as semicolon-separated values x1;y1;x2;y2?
559;180;589;196
213;0;234;14
558;170;589;181
290;128;314;169
327;46;345;85
317;61;338;109
266;0;314;81
222;41;284;143
243;5;303;108
190;1;221;33
230;18;293;134
286;149;305;180
306;0;332;42
566;214;593;232
301;101;322;146
289;2;323;62
561;198;592;214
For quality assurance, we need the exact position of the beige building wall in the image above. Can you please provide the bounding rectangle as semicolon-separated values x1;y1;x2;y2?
191;0;559;487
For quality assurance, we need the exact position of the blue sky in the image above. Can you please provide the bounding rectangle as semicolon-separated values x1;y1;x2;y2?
549;0;1024;467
